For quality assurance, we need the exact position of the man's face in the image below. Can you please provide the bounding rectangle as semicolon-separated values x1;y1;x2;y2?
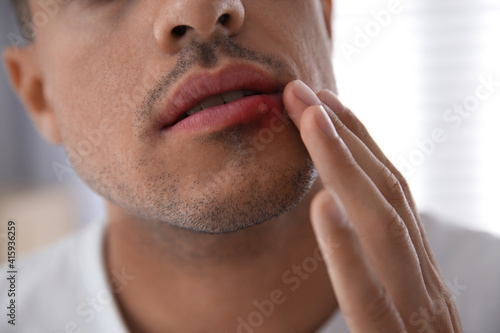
29;0;335;233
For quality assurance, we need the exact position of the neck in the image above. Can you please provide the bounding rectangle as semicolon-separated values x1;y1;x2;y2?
105;180;337;333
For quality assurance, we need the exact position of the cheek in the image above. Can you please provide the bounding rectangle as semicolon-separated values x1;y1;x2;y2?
253;2;333;90
42;32;163;175
294;6;334;89
52;62;132;173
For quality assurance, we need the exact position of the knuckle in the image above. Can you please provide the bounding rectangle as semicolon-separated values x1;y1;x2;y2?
380;169;407;205
394;169;411;194
346;110;369;138
392;167;412;195
392;168;407;185
355;120;370;140
425;297;456;332
386;213;410;243
329;146;361;178
364;285;395;323
321;158;360;190
330;113;348;133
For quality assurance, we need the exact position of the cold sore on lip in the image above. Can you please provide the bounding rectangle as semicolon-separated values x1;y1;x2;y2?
165;91;286;135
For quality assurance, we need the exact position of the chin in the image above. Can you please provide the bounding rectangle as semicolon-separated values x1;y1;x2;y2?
87;123;316;234
123;153;318;234
172;163;317;234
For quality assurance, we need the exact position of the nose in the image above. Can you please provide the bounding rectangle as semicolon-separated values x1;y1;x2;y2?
154;0;245;54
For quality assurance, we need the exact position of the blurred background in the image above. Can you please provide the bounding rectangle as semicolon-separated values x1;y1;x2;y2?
1;0;499;262
333;0;500;234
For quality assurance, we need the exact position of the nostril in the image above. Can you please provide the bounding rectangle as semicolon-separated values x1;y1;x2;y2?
171;25;190;37
218;14;230;26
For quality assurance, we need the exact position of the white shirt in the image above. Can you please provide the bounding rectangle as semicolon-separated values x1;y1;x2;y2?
1;215;499;333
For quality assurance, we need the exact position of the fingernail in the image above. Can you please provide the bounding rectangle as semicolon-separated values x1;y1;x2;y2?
318;90;345;115
293;80;322;106
315;106;338;138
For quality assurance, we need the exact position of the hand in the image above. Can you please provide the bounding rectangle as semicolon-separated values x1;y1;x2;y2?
282;80;462;332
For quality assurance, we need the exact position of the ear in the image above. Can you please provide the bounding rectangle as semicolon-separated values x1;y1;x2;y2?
3;45;62;144
320;0;333;39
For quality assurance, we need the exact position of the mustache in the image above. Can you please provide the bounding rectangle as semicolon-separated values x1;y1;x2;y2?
137;35;295;128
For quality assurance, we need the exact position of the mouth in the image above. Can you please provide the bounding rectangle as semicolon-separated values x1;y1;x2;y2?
171;90;261;125
158;64;287;134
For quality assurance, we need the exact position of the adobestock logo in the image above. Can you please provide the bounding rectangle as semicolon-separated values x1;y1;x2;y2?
245;105;292;152
233;290;287;333
8;0;70;45
228;236;340;333
398;74;499;178
54;266;135;333
339;0;405;64
408;278;467;333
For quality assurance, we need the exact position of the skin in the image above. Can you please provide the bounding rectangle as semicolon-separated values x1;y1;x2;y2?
4;0;461;332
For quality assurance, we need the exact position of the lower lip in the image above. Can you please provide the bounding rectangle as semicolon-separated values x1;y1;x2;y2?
163;93;285;135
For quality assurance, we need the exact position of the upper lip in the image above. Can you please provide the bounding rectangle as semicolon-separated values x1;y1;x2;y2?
158;64;285;129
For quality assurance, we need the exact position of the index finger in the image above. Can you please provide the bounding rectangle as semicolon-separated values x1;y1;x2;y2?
311;189;407;333
283;81;429;314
